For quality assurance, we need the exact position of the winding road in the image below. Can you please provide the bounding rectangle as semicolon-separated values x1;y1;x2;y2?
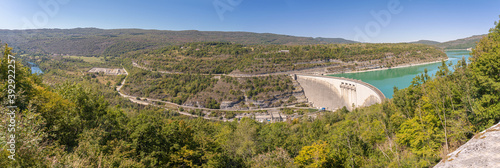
116;68;212;119
115;67;313;121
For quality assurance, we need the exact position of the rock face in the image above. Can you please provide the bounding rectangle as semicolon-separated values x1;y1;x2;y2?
434;122;500;168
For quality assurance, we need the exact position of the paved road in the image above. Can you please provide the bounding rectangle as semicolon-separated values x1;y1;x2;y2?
117;68;213;119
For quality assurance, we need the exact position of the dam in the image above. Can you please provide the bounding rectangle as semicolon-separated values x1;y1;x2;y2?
294;74;385;111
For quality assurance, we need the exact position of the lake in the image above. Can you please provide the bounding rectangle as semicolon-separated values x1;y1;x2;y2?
28;62;44;74
329;50;472;99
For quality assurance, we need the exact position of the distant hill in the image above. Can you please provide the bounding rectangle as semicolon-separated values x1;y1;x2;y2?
0;28;356;56
410;35;485;50
436;35;486;49
409;40;441;45
0;28;484;56
314;37;358;44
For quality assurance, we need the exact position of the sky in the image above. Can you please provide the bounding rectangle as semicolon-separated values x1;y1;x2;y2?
0;0;499;43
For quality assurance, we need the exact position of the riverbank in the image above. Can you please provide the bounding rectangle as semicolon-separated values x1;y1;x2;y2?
324;58;449;75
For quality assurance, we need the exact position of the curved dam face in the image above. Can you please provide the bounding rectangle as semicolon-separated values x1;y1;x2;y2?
295;75;385;111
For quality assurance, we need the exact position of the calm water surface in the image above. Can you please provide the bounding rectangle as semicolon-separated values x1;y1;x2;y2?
28;62;44;74
330;51;472;99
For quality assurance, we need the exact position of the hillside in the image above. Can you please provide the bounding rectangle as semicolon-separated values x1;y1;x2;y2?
314;37;358;44
135;42;446;75
410;40;441;45
0;28;484;58
436;34;486;49
409;35;485;49
0;28;357;57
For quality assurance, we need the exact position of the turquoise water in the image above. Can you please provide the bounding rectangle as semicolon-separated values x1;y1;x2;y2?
28;62;43;74
31;66;43;74
330;51;472;99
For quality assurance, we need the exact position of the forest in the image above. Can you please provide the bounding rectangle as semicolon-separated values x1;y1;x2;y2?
0;19;499;168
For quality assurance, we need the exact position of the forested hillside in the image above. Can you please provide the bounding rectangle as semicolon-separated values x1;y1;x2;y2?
410;40;441;45
409;35;484;50
436;35;486;49
1;19;499;168
0;28;485;59
0;28;355;57
136;42;446;74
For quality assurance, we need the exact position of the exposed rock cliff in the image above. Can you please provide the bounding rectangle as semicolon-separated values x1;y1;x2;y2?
434;122;500;168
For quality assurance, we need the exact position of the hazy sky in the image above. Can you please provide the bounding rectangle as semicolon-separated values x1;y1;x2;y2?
1;0;499;43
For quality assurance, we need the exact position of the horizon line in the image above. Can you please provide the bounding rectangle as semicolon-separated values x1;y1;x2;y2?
0;27;486;44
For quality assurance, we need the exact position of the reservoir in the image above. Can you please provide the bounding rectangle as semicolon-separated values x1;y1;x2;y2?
329;50;472;99
28;62;44;74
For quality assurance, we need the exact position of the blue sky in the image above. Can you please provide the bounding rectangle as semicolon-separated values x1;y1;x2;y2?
1;0;499;43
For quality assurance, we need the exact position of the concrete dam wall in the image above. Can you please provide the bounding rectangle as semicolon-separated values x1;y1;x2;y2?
295;75;385;111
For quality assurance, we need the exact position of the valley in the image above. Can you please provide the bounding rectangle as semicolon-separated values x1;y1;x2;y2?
0;26;497;167
1;0;498;167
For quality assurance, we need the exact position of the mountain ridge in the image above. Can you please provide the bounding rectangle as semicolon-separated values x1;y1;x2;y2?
409;40;441;45
409;35;486;49
0;28;354;56
0;28;485;56
436;34;486;49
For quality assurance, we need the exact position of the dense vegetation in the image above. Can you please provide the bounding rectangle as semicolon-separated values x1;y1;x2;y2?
137;42;446;74
1;19;499;167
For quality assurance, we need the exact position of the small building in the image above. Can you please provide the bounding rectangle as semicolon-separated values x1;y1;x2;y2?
271;112;283;122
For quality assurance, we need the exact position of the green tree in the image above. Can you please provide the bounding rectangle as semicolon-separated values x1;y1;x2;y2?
470;16;500;130
294;141;330;168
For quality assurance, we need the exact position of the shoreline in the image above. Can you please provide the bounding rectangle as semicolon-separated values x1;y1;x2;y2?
324;58;449;75
444;48;473;51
